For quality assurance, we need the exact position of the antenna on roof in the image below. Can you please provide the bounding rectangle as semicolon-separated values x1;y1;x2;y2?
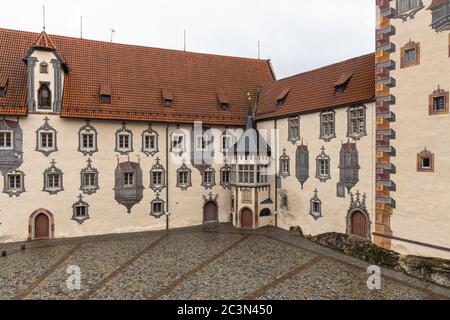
111;28;116;43
183;29;186;52
42;5;46;31
258;40;261;60
80;16;83;39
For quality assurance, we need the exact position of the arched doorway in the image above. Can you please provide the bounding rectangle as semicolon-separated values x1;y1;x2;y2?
350;211;369;239
29;209;55;240
203;201;218;224
241;208;253;229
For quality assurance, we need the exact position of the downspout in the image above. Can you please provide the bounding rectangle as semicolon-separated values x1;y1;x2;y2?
274;118;278;228
166;124;170;230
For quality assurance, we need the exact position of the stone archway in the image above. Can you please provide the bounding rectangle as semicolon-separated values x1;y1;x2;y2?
29;209;55;240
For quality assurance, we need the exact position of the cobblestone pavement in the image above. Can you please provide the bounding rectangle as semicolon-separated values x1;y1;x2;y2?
0;225;449;300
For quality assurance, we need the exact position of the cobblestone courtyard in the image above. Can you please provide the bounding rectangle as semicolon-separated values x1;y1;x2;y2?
0;225;449;300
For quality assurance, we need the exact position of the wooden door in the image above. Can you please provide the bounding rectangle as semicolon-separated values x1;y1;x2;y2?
35;213;50;239
241;208;253;229
351;211;368;238
203;202;218;223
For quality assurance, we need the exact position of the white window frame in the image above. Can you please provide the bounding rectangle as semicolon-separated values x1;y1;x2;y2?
172;133;185;153
81;132;95;152
196;135;207;152
46;173;61;190
117;133;131;152
39;131;55;151
7;173;22;190
320;111;336;141
0;130;13;150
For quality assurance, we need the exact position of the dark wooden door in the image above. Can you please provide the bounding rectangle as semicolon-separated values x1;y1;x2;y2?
35;213;50;239
241;209;253;229
351;211;368;238
203;202;218;223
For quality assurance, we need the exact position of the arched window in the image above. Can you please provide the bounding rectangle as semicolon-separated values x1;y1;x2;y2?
260;209;271;217
38;83;52;109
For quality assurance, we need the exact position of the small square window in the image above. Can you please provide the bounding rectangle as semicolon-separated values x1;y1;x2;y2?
118;134;131;150
164;99;173;107
220;103;229;111
75;205;87;217
100;95;111;104
40;63;48;74
417;149;434;172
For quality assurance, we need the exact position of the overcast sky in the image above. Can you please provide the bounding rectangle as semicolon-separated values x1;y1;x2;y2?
0;0;375;79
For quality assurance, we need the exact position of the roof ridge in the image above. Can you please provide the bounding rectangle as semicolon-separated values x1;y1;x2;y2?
261;52;375;87
0;27;269;63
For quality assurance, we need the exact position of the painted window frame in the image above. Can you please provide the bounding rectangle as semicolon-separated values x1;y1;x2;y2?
310;189;322;220
43;160;64;195
149;158;166;192
279;148;290;178
78;121;98;156
400;41;420;69
316;147;331;182
80;159;99;195
151;195;166;218
417;149;434;173
171;131;186;156
288;116;300;144
72;195;90;224
115;123;133;155
176;162;192;191
320;110;336;142
220;163;232;189
201;167;216;189
36;118;58;157
3;169;25;197
142;124;159;157
220;133;233;153
429;87;449;115
347;105;367;140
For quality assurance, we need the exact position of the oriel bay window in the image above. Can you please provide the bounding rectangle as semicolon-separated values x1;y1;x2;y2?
124;172;134;186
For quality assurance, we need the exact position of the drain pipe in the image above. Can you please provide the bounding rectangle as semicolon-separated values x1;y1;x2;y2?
166;124;170;230
274;118;278;228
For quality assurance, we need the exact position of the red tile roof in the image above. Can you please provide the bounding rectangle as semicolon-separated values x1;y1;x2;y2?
256;53;375;121
0;28;275;125
428;0;448;10
31;31;57;50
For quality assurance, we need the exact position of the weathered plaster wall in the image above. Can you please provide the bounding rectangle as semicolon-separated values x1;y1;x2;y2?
389;0;450;259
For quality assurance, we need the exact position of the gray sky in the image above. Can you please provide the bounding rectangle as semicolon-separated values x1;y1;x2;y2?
0;0;375;79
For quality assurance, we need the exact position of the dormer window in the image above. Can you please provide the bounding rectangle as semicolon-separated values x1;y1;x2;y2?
40;62;48;74
334;72;353;93
217;92;230;111
38;83;52;109
0;76;8;97
162;89;173;107
276;88;290;107
100;95;111;104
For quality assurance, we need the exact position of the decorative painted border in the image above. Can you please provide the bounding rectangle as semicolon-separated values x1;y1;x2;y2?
78;120;98;156
279;148;291;178
149;157;166;192
2;169;26;197
42;159;64;195
72;194;90;225
80;158;99;195
346;105;368;140
315;146;331;183
150;192;166;218
319;110;336;142
142;123;159;157
36;117;58;157
309;188;322;220
115;122;134;155
176;160;192;191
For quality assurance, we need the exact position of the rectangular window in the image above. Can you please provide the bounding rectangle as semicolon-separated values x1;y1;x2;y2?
144;135;156;151
203;171;213;184
196;135;207;151
0;131;12;149
281;159;289;175
321;112;335;139
433;96;446;112
288;118;300;141
8;174;21;189
405;48;416;65
82;133;94;149
312;201;321;214
47;174;60;189
221;170;230;184
153;202;163;214
172;135;184;152
100;95;111;104
83;173;96;187
75;205;87;217
0;87;6;97
398;0;421;13
238;165;255;184
349;108;366;136
152;171;163;186
119;134;130;150
417;150;434;172
178;171;189;185
40;132;54;149
319;159;329;176
221;135;232;152
124;172;134;186
257;165;268;184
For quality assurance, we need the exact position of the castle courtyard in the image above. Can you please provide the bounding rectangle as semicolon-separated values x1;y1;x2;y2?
0;224;448;300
